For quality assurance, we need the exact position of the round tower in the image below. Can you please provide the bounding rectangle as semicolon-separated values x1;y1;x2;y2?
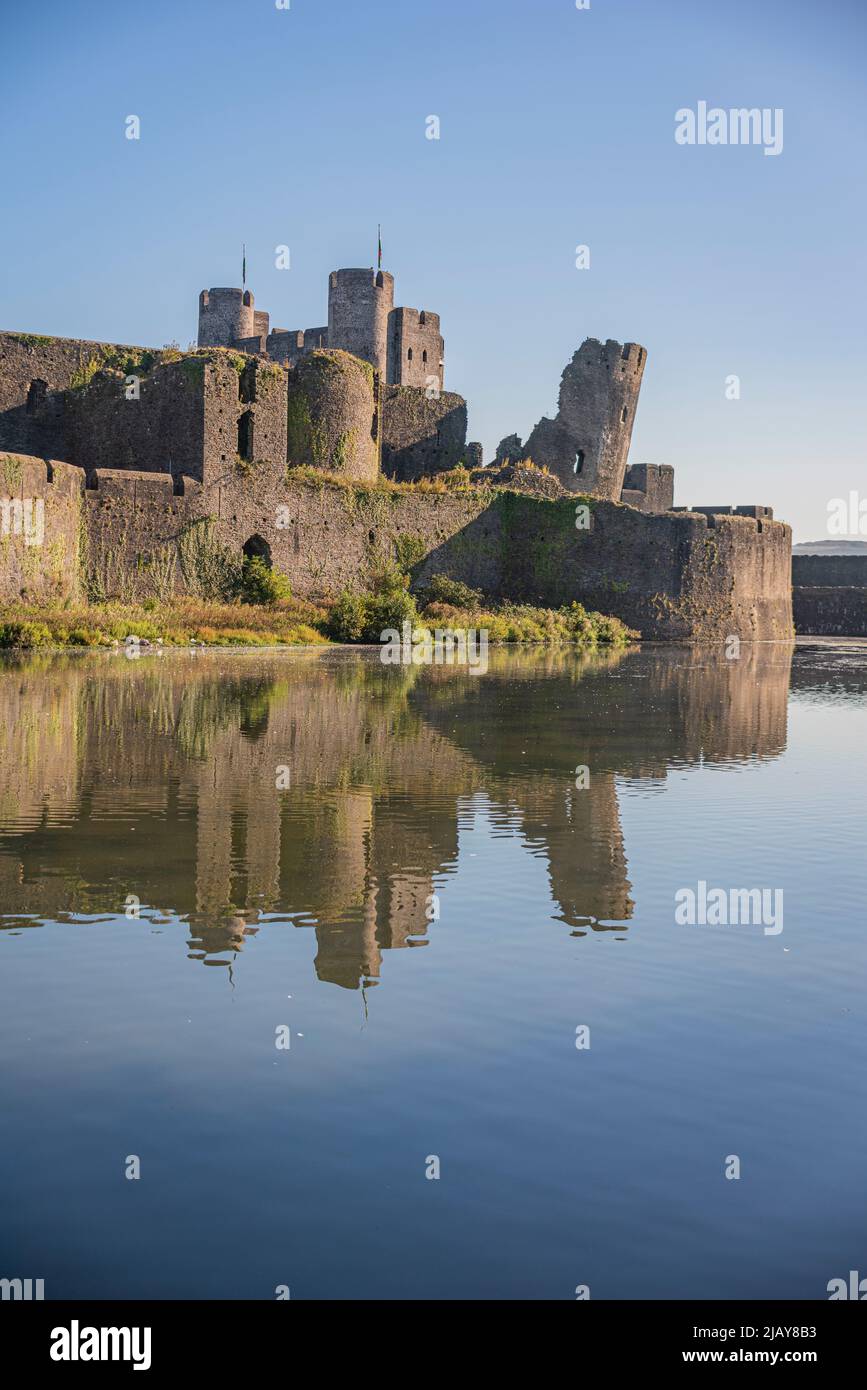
327;268;394;378
198;288;256;348
286;349;378;482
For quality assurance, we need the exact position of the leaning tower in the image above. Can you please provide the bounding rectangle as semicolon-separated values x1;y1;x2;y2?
523;338;647;499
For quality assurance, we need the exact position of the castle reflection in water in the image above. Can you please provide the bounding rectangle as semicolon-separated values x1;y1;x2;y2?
0;645;794;990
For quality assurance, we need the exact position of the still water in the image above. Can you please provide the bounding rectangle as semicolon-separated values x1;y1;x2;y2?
0;642;865;1300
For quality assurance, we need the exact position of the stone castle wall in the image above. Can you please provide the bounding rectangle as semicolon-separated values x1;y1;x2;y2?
0;451;793;642
0;329;793;642
380;387;468;482
792;554;867;587
65;359;206;480
791;555;867;636
0;454;82;604
622;463;675;514
793;587;867;636
0;332;147;461
0;333;462;490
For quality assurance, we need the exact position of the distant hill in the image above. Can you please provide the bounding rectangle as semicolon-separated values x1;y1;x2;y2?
793;539;867;555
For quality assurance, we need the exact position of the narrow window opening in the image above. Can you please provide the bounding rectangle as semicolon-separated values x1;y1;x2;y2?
26;379;48;414
239;362;256;404
573;450;585;475
407;348;413;362
621;406;628;422
238;409;254;460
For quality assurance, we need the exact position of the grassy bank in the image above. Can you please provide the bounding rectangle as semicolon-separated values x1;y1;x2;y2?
0;598;329;649
0;573;637;651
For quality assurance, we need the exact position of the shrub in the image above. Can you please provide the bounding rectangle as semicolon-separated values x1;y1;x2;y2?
364;584;418;640
0;621;52;648
325;564;420;644
440;464;472;491
238;556;292;605
326;590;370;643
422;574;484;610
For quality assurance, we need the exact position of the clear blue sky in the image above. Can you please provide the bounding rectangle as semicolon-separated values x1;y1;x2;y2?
3;0;865;540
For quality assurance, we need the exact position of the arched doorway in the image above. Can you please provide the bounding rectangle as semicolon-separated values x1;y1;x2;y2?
242;535;272;567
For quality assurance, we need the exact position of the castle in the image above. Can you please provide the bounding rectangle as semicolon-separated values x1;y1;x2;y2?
0;263;793;641
198;269;445;395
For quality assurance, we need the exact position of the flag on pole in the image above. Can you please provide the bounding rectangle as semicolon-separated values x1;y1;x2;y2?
377;225;382;270
242;244;246;287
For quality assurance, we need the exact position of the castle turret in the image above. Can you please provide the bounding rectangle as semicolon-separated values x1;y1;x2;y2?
327;269;394;379
388;307;444;390
287;349;379;482
198;288;256;348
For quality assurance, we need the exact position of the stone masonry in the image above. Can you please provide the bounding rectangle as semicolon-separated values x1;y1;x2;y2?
522;339;647;500
0;284;792;642
198;266;445;392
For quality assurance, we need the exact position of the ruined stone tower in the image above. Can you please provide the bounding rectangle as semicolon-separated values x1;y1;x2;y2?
327;269;395;381
523;338;647;500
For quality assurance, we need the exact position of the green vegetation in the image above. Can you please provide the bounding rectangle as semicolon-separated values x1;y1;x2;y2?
238;555;292;606
332;428;358;472
177;518;241;601
327;562;419;643
1;454;24;490
286;389;313;461
0;586;636;651
0;621;53;649
284;463;488;498
419;574;484;609
0;599;327;649
323;559;635;649
419;598;634;647
393;533;428;574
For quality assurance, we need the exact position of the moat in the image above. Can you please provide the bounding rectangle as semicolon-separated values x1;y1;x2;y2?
1;642;865;1300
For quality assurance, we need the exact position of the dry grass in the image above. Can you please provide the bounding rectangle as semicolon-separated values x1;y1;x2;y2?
0;597;329;649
